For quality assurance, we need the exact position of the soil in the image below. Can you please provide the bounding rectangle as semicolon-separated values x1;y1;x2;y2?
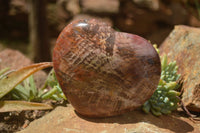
0;110;49;132
0;100;68;133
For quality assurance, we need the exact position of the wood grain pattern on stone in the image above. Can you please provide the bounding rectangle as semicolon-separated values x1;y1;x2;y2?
160;25;200;112
53;19;161;117
18;106;200;133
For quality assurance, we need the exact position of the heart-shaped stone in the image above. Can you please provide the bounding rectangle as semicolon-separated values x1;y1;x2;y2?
53;19;161;117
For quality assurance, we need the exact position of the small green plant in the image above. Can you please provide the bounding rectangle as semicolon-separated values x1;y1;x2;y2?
0;63;54;112
142;45;181;116
40;69;67;101
6;69;66;102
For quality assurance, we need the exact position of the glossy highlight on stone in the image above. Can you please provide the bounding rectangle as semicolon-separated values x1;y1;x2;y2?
53;19;161;117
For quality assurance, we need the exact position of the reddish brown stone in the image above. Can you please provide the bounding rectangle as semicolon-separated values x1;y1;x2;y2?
53;19;161;117
160;25;200;112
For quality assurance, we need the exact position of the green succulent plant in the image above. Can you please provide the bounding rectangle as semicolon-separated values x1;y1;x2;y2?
40;69;67;101
160;54;180;83
8;69;66;102
142;45;181;116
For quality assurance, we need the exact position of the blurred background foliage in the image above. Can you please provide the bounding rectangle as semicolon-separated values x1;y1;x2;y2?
0;0;200;62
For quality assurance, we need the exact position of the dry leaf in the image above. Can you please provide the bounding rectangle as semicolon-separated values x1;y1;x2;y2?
0;100;53;112
0;62;53;98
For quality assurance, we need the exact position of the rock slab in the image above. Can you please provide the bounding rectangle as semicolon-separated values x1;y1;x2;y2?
0;49;47;88
18;105;199;133
81;0;119;13
160;25;200;112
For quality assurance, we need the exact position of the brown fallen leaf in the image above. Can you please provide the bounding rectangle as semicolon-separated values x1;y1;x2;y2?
0;100;53;112
0;62;53;99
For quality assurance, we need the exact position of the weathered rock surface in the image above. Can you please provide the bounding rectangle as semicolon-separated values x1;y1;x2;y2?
160;25;200;112
81;0;119;14
0;49;31;70
18;105;199;133
66;0;81;16
0;49;47;88
133;0;159;11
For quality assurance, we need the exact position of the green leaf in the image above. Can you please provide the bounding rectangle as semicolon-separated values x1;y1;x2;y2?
43;69;58;89
0;67;10;77
0;62;53;99
11;85;29;100
142;101;151;113
153;44;160;54
41;86;59;100
161;54;168;71
151;108;162;116
0;100;53;112
29;75;37;97
164;82;177;90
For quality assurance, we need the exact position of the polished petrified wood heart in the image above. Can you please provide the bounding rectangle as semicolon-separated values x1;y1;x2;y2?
53;19;161;117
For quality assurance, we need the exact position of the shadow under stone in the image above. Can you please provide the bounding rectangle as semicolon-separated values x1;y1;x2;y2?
75;109;194;133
